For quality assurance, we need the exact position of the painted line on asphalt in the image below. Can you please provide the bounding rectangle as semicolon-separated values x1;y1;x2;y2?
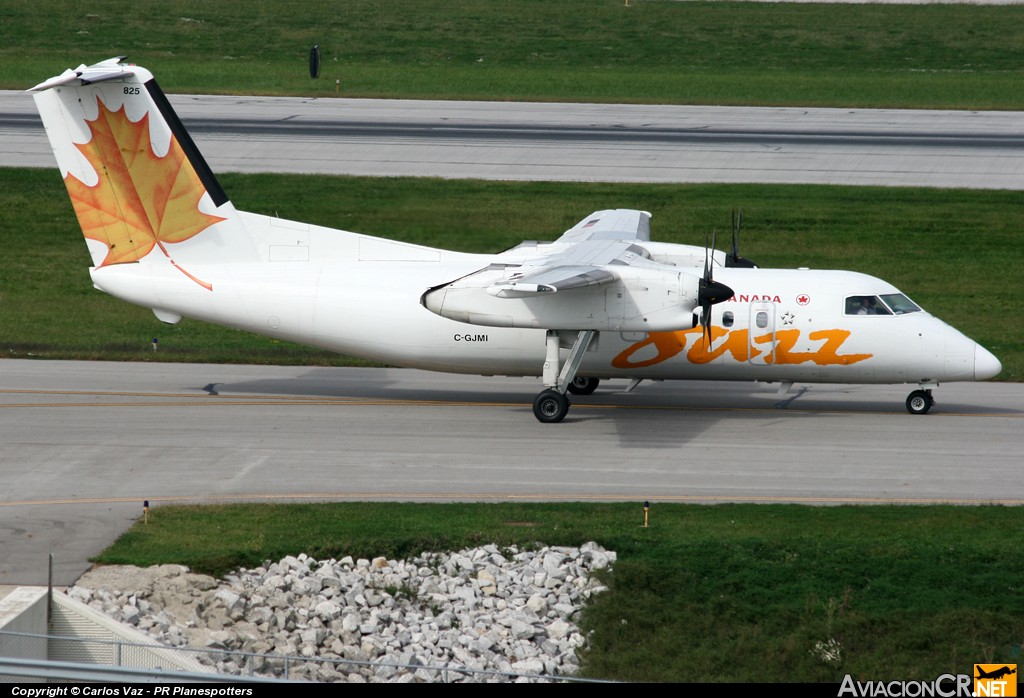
0;392;1018;418
4;493;1024;507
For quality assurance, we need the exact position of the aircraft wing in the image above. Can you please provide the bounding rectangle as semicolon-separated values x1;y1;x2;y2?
556;209;651;244
488;212;655;298
423;209;700;331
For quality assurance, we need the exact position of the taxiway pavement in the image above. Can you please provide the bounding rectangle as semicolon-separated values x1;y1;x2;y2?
1;359;1021;584
3;91;1024;187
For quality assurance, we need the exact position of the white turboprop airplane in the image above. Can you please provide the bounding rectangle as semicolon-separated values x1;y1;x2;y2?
30;58;1002;422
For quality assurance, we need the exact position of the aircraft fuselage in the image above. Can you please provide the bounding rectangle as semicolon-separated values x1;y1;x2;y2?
89;218;998;387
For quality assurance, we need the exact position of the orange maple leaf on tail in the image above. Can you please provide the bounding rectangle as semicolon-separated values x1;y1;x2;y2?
63;97;225;290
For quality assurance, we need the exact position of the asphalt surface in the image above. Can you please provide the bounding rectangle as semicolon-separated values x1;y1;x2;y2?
3;91;1024;187
1;360;1021;584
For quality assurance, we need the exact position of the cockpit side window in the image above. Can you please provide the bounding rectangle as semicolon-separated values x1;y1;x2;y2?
879;293;921;315
845;295;893;316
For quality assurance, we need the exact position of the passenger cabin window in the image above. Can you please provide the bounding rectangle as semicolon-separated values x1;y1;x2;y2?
845;295;892;316
722;311;734;328
755;311;769;328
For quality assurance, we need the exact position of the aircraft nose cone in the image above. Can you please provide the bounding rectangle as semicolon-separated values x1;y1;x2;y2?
975;343;1002;380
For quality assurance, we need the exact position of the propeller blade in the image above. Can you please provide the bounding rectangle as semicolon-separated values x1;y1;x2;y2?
703;231;711;282
725;207;758;268
698;228;734;346
698;279;735;348
730;208;741;260
709;229;718;283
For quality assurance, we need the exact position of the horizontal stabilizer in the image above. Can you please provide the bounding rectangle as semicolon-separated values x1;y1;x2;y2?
29;57;131;91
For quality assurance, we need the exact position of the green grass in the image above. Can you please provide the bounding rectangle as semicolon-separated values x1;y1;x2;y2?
1;168;1019;379
5;1;1024;108
99;502;1024;682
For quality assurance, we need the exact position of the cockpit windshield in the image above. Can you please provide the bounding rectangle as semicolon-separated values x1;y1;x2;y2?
879;293;921;315
845;295;892;316
845;294;922;316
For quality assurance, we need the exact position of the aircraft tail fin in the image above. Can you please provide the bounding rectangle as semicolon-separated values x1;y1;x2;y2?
30;57;256;275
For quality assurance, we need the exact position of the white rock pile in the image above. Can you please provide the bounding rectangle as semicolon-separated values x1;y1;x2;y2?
66;542;615;682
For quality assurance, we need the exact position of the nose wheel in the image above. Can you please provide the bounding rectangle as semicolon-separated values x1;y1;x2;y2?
906;389;934;415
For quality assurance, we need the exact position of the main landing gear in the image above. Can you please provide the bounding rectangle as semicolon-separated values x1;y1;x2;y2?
905;388;935;415
533;330;596;423
567;376;600;396
533;389;570;423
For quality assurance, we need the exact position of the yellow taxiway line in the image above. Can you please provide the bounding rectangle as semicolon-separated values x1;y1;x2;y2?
4;492;1023;507
0;388;1018;417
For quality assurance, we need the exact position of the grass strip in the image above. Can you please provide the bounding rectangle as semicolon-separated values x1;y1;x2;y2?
4;1;1024;108
98;501;1024;682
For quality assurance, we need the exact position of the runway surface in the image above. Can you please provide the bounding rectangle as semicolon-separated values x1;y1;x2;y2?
1;359;1021;584
3;91;1024;187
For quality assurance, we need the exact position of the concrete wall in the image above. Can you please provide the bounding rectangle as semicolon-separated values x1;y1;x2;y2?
49;593;210;673
0;587;210;678
0;587;48;681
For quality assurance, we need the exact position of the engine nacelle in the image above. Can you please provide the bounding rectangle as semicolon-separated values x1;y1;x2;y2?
637;241;728;269
423;266;701;331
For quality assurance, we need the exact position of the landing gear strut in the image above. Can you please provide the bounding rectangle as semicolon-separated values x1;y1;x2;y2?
905;389;934;415
533;330;596;423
